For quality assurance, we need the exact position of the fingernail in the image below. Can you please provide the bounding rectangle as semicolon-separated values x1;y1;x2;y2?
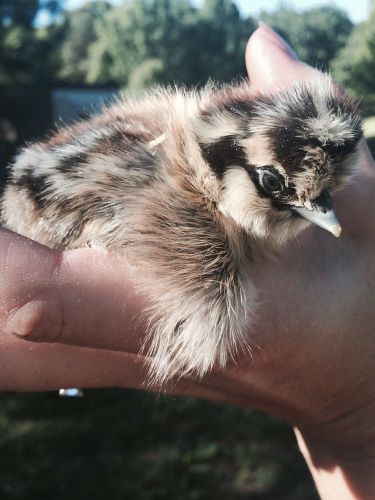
257;21;299;60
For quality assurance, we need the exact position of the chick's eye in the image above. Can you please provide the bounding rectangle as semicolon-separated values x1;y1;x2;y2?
259;170;283;194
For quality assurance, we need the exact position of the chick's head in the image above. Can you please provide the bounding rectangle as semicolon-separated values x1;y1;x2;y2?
199;77;362;245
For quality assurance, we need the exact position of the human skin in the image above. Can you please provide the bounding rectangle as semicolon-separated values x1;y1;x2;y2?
0;24;374;499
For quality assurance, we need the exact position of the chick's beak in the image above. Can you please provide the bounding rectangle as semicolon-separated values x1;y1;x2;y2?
292;191;342;238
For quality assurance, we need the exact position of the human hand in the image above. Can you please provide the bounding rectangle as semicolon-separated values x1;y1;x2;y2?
1;24;375;498
243;24;375;499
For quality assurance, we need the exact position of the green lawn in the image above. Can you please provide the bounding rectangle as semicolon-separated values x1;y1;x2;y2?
0;389;318;499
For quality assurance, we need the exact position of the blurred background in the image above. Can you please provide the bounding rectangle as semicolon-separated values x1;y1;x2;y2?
0;0;374;498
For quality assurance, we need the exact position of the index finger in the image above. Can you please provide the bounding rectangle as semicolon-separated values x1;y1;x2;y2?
246;23;322;93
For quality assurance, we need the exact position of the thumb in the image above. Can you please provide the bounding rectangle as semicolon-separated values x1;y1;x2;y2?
0;230;144;353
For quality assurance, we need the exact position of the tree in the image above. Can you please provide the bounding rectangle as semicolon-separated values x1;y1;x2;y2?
195;0;255;82
86;0;255;88
58;1;110;84
260;5;353;69
0;1;64;163
331;3;375;96
87;0;198;86
0;0;64;90
0;0;61;28
127;58;164;92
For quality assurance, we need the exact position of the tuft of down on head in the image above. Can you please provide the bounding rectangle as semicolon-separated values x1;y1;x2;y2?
198;75;362;245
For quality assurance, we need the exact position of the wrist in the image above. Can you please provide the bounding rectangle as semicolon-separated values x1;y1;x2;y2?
295;420;375;500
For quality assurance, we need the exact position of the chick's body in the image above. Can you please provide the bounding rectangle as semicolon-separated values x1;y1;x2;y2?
0;78;362;382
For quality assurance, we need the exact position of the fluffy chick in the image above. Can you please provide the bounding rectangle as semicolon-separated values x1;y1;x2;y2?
1;75;362;383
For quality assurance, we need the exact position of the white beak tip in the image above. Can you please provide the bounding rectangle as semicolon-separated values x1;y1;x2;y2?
331;225;342;238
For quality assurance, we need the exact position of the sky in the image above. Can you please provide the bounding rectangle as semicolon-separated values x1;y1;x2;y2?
231;0;370;23
38;0;371;25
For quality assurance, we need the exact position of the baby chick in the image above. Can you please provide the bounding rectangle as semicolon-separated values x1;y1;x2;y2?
0;75;362;383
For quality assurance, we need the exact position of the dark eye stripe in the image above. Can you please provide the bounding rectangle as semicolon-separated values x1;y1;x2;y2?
199;135;248;179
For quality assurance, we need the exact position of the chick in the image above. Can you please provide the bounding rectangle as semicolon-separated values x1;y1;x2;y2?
0;76;362;383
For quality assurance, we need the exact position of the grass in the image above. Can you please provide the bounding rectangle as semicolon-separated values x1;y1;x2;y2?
0;389;318;499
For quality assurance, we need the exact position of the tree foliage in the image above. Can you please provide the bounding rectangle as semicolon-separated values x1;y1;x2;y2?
0;0;60;161
0;0;61;28
196;0;253;82
86;0;255;87
72;1;353;88
260;5;353;69
331;3;375;96
58;1;110;83
0;0;356;94
0;1;65;157
0;0;360;128
0;0;63;91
